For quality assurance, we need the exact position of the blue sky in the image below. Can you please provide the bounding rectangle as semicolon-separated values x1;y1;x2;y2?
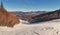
1;0;60;12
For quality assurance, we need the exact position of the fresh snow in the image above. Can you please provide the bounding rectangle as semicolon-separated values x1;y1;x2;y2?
0;19;60;35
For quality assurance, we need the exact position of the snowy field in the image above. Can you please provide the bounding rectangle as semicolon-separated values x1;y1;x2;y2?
0;19;60;35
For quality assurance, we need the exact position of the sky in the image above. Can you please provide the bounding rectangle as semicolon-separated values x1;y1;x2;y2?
1;0;60;12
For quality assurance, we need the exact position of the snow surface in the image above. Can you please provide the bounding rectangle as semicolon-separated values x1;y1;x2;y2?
0;19;60;35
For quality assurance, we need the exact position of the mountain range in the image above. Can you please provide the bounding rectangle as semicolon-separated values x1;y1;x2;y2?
11;9;60;23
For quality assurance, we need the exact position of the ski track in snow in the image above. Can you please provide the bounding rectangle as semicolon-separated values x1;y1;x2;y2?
0;19;60;35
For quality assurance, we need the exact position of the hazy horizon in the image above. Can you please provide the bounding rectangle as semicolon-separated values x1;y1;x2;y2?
1;0;60;12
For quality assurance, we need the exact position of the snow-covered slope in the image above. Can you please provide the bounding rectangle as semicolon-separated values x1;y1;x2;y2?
0;19;60;35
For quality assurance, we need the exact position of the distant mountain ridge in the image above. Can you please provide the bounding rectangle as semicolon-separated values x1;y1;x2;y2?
11;11;47;19
28;9;60;23
11;9;60;23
